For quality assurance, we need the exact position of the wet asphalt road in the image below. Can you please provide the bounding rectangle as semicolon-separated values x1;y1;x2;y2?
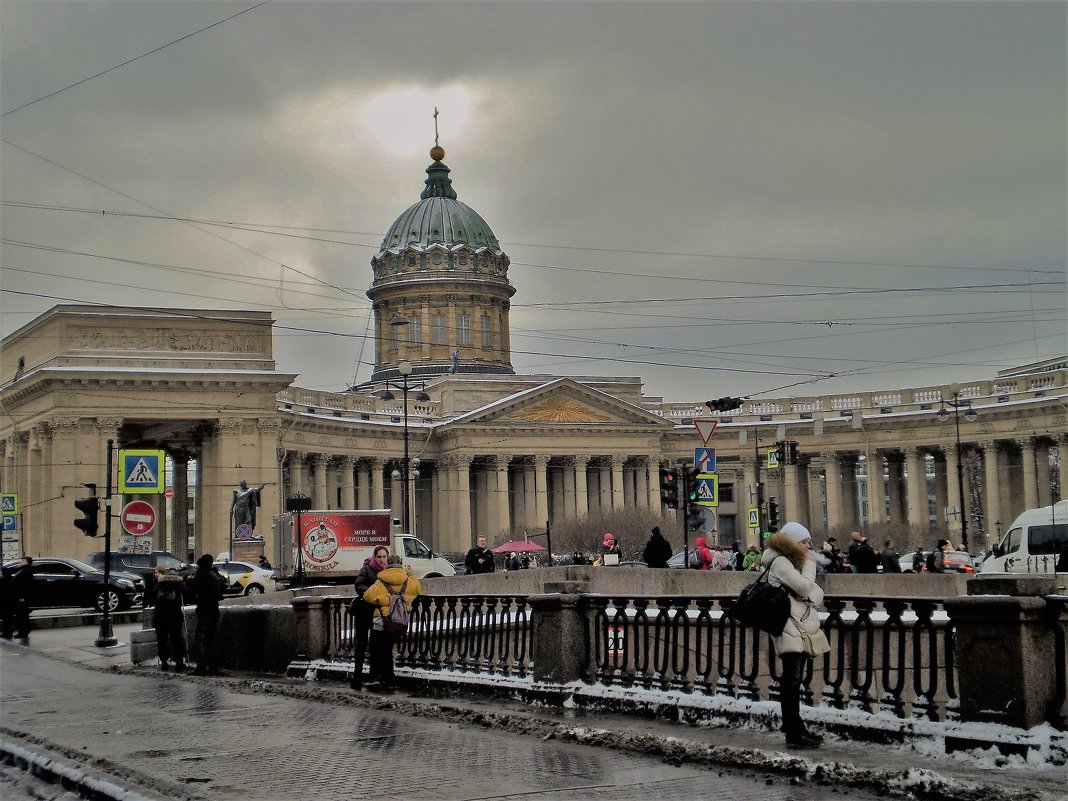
0;643;878;801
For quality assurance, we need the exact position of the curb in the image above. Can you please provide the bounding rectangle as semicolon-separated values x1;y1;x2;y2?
0;737;164;801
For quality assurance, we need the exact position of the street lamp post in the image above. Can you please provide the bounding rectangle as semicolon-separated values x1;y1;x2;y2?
382;316;429;536
936;383;978;551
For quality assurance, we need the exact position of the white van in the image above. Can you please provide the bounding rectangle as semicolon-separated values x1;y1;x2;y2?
980;499;1068;574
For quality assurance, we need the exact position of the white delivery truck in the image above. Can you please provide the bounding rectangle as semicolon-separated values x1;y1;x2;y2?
980;499;1068;574
272;509;455;585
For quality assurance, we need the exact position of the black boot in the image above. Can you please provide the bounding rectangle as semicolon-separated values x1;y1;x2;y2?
160;661;170;672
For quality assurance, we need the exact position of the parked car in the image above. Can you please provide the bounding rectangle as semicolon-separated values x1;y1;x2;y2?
900;550;976;574
85;550;194;587
3;557;142;612
617;561;649;568
668;552;688;569
214;560;277;595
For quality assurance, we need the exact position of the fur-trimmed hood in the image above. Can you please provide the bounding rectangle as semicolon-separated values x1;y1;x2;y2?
763;532;808;571
156;573;184;587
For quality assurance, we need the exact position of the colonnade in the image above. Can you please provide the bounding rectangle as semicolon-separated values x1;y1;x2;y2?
280;432;1067;554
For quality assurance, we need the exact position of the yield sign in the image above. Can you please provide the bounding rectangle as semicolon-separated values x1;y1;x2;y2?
120;500;157;535
693;418;719;445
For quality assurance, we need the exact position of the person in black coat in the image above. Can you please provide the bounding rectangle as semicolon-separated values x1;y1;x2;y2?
151;568;188;672
853;538;880;574
464;536;495;574
4;557;33;641
186;554;225;676
350;545;389;690
641;526;672;568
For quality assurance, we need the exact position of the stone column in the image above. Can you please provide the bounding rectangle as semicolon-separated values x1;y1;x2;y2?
574;455;590;518
840;454;859;527
981;441;1002;540
172;454;191;560
865;450;884;525
289;452;306;498
1019;437;1039;511
356;461;371;509
1035;441;1052;507
455;456;473;550
533;455;549;530
313;454;329;509
369;458;385;510
783;462;800;523
340;457;356;509
887;452;906;524
1056;436;1068;504
494;455;511;536
646;458;660;510
904;447;927;528
598;461;611;512
823;453;843;531
519;461;533;528
610;455;625;510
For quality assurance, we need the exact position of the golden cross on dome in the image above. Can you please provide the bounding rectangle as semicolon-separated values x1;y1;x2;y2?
433;106;439;147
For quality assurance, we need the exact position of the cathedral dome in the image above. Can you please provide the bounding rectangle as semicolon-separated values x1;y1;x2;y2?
376;159;503;255
365;147;515;386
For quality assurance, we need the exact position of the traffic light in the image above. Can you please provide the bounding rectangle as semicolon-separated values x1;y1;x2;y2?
74;494;100;536
771;441;785;466
785;441;800;465
767;497;780;530
705;396;744;413
683;466;703;530
659;468;679;508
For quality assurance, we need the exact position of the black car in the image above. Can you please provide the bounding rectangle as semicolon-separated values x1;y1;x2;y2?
3;557;143;612
85;550;194;596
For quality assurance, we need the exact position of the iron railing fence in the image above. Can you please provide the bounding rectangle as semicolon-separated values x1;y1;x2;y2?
319;593;961;720
321;595;535;678
591;594;958;721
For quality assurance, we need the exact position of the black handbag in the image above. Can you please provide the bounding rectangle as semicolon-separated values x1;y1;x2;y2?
725;556;791;636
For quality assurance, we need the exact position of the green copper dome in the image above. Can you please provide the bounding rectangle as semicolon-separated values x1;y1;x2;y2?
376;158;503;255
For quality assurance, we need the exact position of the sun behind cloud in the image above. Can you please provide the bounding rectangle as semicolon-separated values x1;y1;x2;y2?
360;86;471;153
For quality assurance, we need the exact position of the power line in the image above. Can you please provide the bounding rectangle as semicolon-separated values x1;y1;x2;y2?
4;199;1062;276
2;1;273;117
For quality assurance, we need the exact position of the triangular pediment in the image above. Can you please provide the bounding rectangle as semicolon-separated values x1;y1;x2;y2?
443;378;673;428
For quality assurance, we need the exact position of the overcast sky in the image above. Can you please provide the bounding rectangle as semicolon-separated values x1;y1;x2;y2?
2;0;1065;403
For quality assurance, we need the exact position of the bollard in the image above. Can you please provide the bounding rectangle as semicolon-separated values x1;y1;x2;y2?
530;582;591;684
945;575;1061;730
129;629;158;664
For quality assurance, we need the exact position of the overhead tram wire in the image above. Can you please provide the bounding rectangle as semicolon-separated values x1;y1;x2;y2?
0;140;366;306
4;200;1063;277
2;1;273;117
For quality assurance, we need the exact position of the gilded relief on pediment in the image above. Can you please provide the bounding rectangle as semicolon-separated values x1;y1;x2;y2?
513;397;611;423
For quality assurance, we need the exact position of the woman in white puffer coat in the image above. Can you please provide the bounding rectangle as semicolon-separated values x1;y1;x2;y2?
760;521;831;748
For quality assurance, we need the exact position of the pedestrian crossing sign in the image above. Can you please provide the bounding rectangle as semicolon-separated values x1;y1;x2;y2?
1;493;16;514
747;507;759;529
119;449;165;494
694;472;719;507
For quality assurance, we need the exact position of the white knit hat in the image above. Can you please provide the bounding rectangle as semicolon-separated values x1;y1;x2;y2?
780;521;812;544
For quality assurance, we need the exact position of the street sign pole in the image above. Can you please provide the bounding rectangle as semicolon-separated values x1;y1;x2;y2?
95;439;118;648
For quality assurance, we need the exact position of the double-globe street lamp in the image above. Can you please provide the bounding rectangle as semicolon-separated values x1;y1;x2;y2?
936;383;978;551
380;316;430;536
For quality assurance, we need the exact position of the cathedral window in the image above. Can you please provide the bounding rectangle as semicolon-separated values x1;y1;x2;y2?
458;314;471;346
481;315;491;348
432;314;446;345
409;315;422;346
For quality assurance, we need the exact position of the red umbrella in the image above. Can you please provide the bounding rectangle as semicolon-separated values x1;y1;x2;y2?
492;540;547;554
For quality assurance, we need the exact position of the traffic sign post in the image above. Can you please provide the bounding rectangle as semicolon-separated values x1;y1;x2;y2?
694;447;716;473
694;472;719;507
693;418;719;445
119;449;166;494
120;500;157;535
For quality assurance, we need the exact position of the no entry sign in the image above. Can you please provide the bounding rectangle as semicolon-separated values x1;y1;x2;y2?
120;500;157;535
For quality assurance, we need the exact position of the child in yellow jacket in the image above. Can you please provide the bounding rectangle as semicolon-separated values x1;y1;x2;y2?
360;555;421;692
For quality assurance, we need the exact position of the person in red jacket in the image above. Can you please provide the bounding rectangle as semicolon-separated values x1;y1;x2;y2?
691;536;714;570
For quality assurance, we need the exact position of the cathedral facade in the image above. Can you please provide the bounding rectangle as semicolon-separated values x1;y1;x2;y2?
2;149;1065;563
